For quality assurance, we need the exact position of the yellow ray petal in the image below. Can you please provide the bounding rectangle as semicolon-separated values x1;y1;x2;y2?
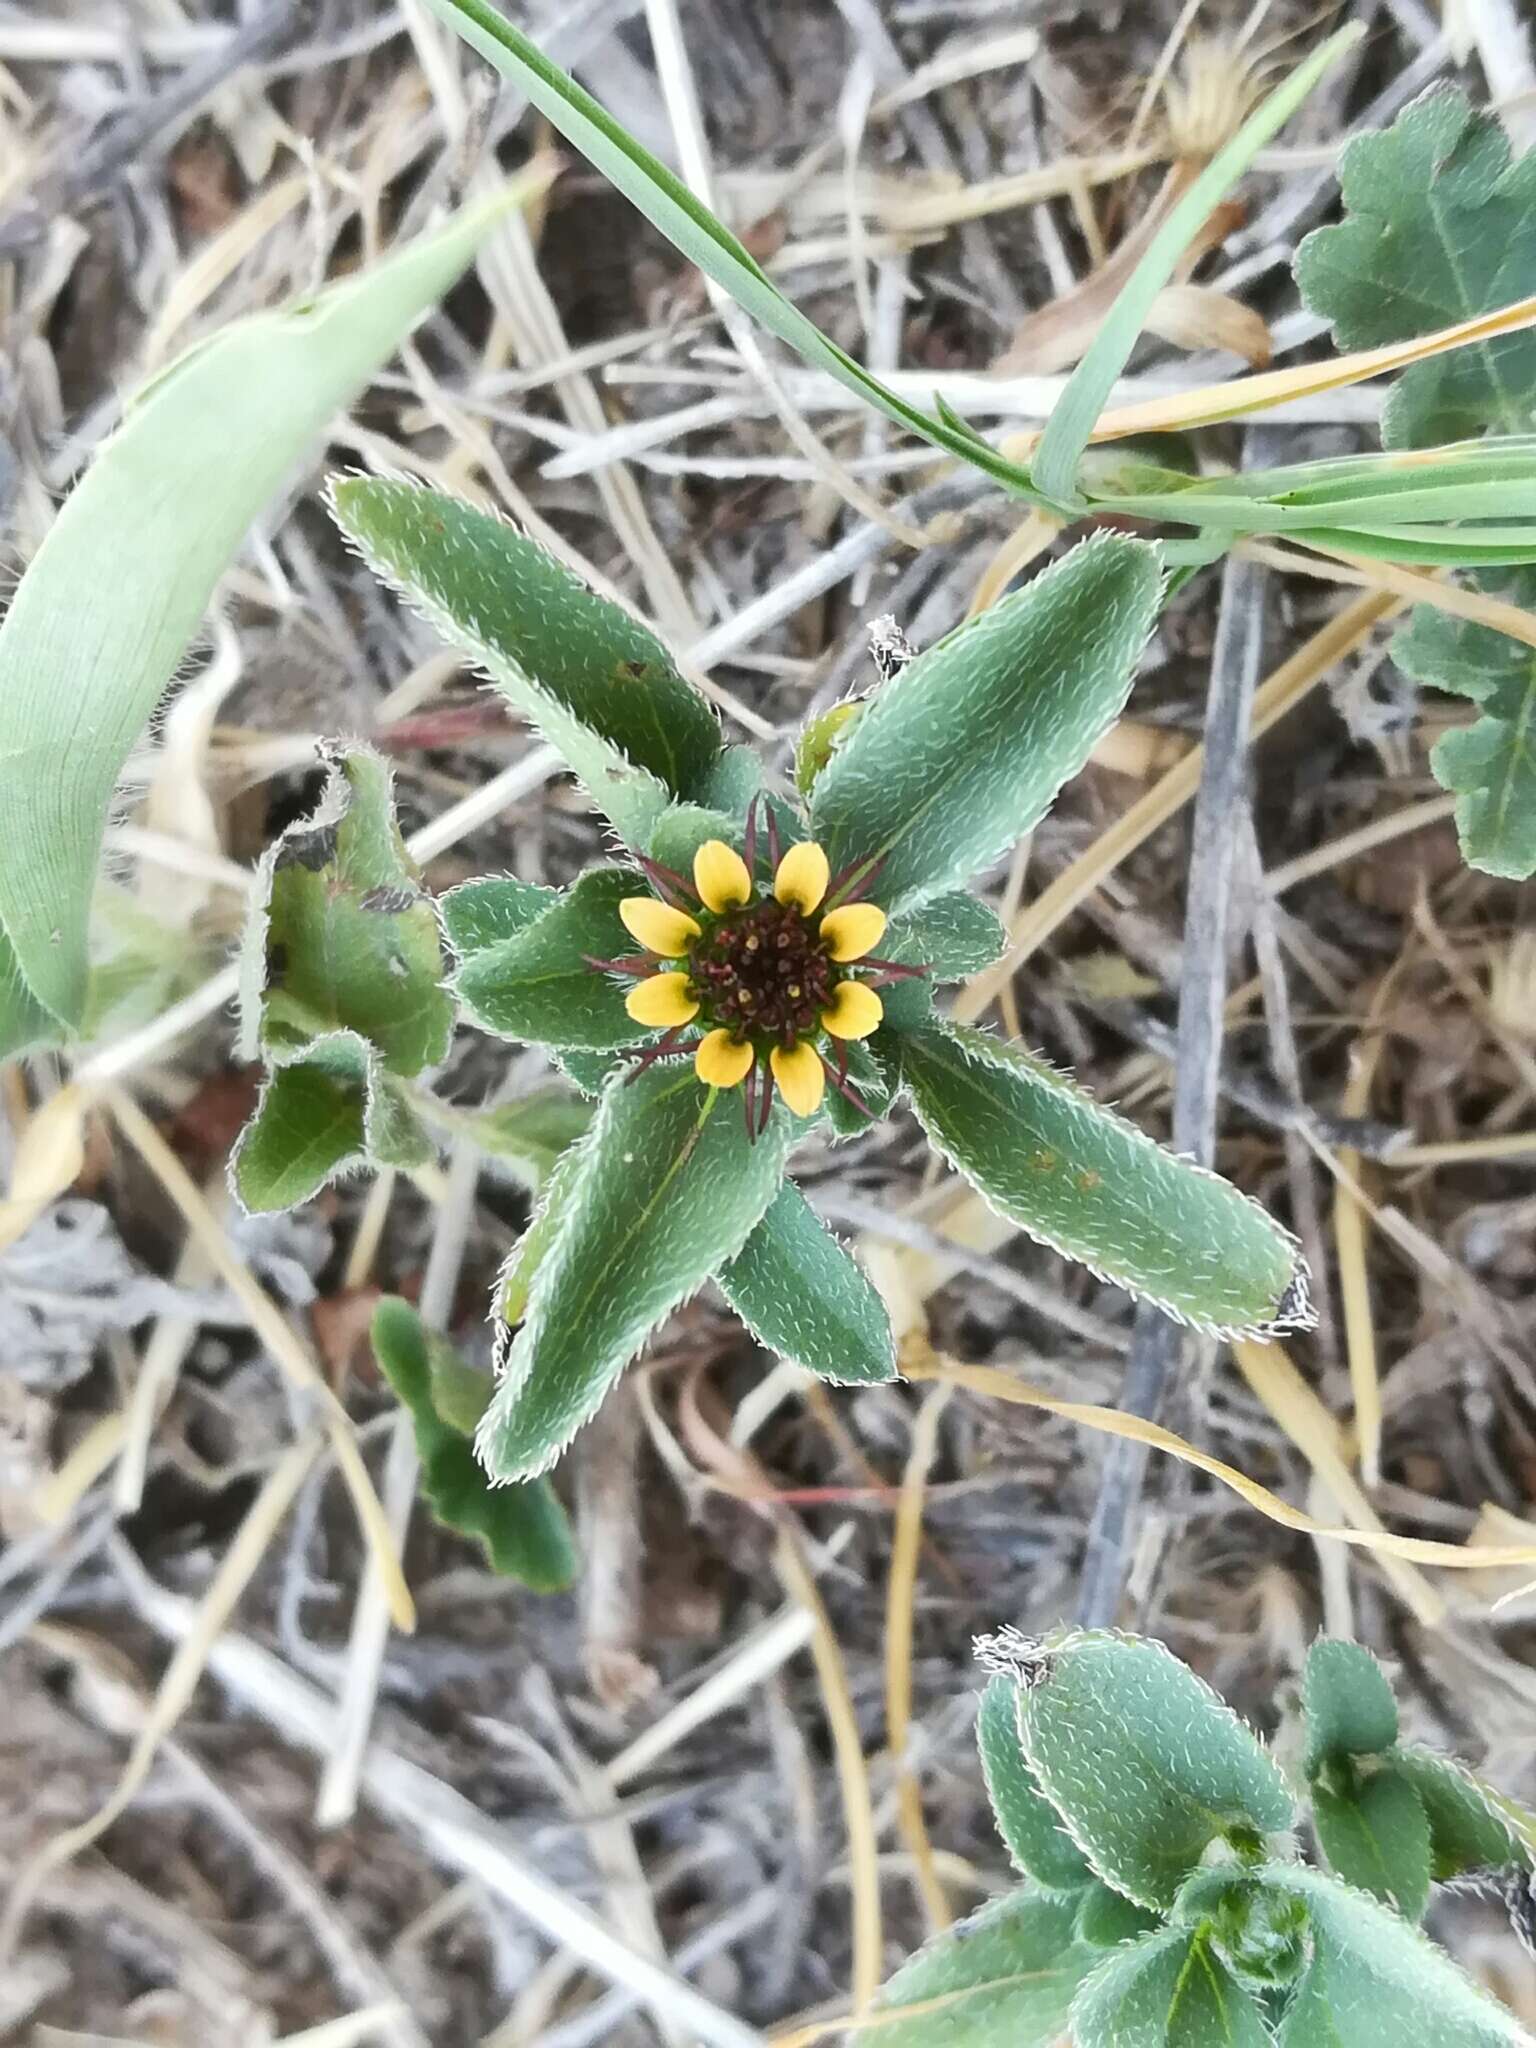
772;1041;826;1116
625;972;698;1028
619;896;700;957
820;902;886;963
774;840;831;915
695;1028;754;1088
822;979;883;1040
694;839;753;913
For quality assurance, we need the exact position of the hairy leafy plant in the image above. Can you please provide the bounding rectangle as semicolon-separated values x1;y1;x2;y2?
233;743;453;1212
864;1629;1535;2047
258;483;1318;1483
1298;86;1536;877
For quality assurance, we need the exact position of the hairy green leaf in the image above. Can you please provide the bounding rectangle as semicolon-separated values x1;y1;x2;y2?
0;185;530;1058
477;1064;791;1479
1072;1926;1271;2048
439;872;557;959
976;1676;1094;1891
1386;1748;1532;1882
716;1182;896;1385
371;1295;576;1589
883;893;1008;981
231;1035;431;1212
1075;1883;1162;1948
1311;1769;1432;1920
240;744;453;1075
809;536;1163;913
330;481;720;847
902;1020;1310;1338
1302;1640;1399;1776
493;1142;587;1333
452;867;646;1049
1392;573;1536;879
1172;1870;1311;1990
864;1888;1098;2047
1296;86;1536;449
1268;1865;1529;2046
1016;1631;1293;1911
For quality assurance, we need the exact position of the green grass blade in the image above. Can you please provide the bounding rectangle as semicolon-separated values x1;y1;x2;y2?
421;0;1039;496
0;180;535;1057
1031;24;1363;509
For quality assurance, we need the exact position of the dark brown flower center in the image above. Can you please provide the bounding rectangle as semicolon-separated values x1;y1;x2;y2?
685;897;836;1047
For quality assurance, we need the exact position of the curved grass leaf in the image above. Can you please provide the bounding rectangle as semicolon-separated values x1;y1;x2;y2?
1072;1926;1271;2048
716;1181;895;1385
238;743;453;1074
902;1020;1310;1338
477;1064;791;1480
0;184;532;1058
1302;1640;1399;1776
1311;1769;1432;1920
371;1295;576;1589
1392;573;1536;879
976;1675;1094;1892
809;535;1164;914
451;867;646;1049
421;0;1041;500
329;480;721;848
1296;85;1536;450
865;1889;1098;2047
1017;1631;1293;1912
1268;1865;1529;2047
1031;24;1361;507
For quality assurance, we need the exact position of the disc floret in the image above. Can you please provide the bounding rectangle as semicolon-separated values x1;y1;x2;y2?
597;805;924;1135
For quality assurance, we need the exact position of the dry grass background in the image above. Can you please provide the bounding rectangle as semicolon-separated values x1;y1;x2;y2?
2;0;1536;2040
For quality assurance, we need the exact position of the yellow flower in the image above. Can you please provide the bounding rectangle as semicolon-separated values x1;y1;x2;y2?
820;902;886;963
821;979;883;1039
771;1041;825;1117
695;1028;754;1088
597;809;918;1137
694;839;752;912
620;897;699;957
625;971;698;1028
774;840;830;914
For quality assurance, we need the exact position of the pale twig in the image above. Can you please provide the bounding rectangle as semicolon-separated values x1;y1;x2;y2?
1080;436;1274;1630
167;1739;430;2048
884;1383;953;1935
317;1141;481;1828
112;1549;768;2048
642;0;924;543
0;1431;323;1960
102;1088;415;1631
603;1603;818;1790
